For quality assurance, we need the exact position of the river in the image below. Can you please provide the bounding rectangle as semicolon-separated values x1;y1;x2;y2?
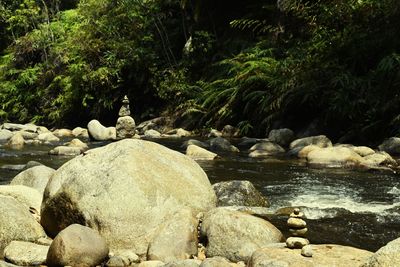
0;137;399;252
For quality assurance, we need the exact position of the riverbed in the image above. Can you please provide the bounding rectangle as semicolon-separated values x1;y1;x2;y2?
0;137;399;252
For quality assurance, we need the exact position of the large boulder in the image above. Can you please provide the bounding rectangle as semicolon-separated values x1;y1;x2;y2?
378;137;400;155
87;119;116;141
248;141;285;158
200;208;283;262
3;241;49;266
0;185;42;212
307;146;364;167
289;135;332;150
10;165;55;194
361;237;400;267
41;139;216;255
248;244;373;267
147;209;198;263
267;128;295;147
116;116;136;139
46;224;109;267
212;180;269;207
0;196;46;254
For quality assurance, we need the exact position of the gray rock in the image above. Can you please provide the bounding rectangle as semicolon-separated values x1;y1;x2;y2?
147;209;198;263
2;123;34;132
49;146;82;156
116;116;136;139
3;241;49;266
106;256;127;267
361;237;400;267
352;146;375;157
182;139;209;149
209;137;239;153
289;135;332;150
136;117;170;135
144;129;162;138
37;132;60;143
200;208;283;262
109;249;140;265
41;139;216;255
237;138;259;149
378;137;400;155
166;128;192;137
87;119;117;141
222;125;240;138
0;196;46;254
208;129;222;138
7;132;24;149
248;141;285;158
268;128;295;147
18;130;38;140
162;259;202;267
285;237;309;249
46;224;109;267
301;245;313;257
212;180;269;207
0;129;13;142
186;145;218;160
11;165;55;194
0;185;42;212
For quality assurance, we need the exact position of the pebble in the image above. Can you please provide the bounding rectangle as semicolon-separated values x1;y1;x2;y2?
301;245;313;257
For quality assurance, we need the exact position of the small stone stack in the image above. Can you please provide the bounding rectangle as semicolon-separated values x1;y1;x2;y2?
286;208;310;249
116;95;136;139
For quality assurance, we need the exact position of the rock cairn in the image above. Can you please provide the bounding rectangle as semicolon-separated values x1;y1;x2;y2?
116;95;136;139
286;208;310;251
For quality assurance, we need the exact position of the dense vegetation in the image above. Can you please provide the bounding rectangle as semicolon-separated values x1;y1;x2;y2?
1;0;400;144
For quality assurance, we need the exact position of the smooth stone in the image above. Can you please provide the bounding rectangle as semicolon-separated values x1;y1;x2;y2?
286;237;309;249
186;145;218;160
289;228;308;237
66;138;89;151
361;237;400;266
378;137;400;155
144;129;162;138
72;127;89;138
301;245;313;257
0;129;13;142
209;137;239;153
352;146;375;157
268;128;295;147
3;241;49;266
18;130;38;140
181;139;209;149
87;119;116;141
138;261;165;267
11;165;55;194
0;185;42;212
307;146;364;167
53;128;73;138
49;146;82;156
289;135;332;150
37;132;60;142
287;217;307;228
46;224;109;267
7;132;24;149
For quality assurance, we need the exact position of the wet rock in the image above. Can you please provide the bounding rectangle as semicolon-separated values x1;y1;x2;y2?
7;132;25;149
11;165;55;194
46;224;109;267
116;116;136;139
3;241;49;266
37;132;60;143
209;137;239;153
248;141;285;158
0;196;46;254
352;146;375;157
0;185;42;212
212;180;269;207
49;146;82;156
186;145;218;160
87;119;117;141
0;129;13;142
361;237;400;267
248;244;372;267
237;137;259;149
200;207;283;262
147;209;198;263
289;135;332;150
378;137;400;155
362;152;397;167
41;139;216;255
144;129;162;138
268;128;295;147
53;128;73;138
307;146;364;167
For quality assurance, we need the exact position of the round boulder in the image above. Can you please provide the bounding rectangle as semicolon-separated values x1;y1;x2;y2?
87;119;116;141
116;116;136;139
267;128;295;147
10;165;55;194
46;224;109;267
41;139;216;255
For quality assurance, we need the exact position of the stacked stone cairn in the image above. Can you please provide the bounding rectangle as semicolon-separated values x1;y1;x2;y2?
286;208;311;256
116;95;136;139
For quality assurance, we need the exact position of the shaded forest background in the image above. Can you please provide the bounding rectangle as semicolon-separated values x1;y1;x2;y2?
1;0;400;144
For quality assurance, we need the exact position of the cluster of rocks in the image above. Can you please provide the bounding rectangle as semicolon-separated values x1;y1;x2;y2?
0;138;398;266
285;208;312;257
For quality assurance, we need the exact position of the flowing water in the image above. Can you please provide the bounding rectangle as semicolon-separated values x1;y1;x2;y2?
0;137;399;252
